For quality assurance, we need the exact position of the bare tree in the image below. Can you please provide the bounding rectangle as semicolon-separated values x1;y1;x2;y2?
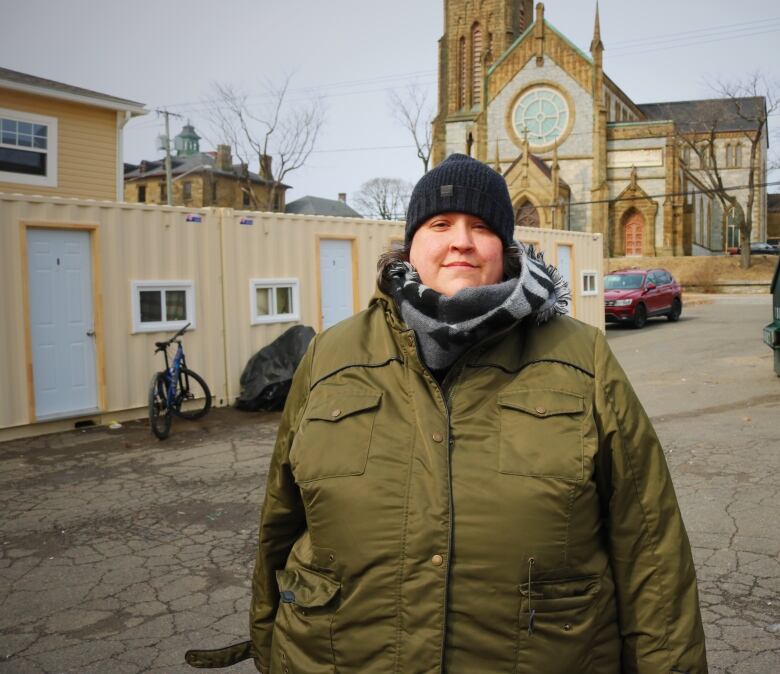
354;177;413;220
206;76;325;210
678;74;778;268
389;83;434;174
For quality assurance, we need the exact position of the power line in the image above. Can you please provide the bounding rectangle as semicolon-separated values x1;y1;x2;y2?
146;69;436;114
531;179;780;210
606;15;780;49
609;25;780;59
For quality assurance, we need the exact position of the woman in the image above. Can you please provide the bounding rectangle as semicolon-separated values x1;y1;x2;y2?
187;154;707;673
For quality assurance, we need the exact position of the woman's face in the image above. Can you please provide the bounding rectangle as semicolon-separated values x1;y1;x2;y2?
409;211;504;297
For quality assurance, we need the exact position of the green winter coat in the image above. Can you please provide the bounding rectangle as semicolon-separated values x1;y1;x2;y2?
192;290;707;673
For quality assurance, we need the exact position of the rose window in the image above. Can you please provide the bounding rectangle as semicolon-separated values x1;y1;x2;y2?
513;87;569;147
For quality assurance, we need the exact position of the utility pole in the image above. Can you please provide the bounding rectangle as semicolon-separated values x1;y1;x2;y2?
155;108;182;206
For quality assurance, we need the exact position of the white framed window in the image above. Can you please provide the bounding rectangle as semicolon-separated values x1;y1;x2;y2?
0;107;58;187
131;281;195;333
581;270;598;296
250;278;300;325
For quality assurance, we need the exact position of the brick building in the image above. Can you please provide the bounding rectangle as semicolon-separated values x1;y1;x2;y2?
124;123;288;211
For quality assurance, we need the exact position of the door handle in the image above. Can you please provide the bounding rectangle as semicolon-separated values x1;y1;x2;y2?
86;329;96;337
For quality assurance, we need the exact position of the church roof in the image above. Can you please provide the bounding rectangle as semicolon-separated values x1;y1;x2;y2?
285;195;363;218
488;18;593;77
638;97;766;133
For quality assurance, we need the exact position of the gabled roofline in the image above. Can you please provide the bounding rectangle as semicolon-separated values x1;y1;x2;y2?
0;68;146;116
603;74;644;118
545;21;594;65
488;23;535;76
488;19;594;77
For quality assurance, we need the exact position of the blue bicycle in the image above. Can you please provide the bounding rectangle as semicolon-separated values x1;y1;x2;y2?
148;323;212;439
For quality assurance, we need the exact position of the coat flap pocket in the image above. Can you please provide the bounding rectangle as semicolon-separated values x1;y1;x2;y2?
519;575;600;612
498;389;584;417
275;567;340;608
305;389;382;422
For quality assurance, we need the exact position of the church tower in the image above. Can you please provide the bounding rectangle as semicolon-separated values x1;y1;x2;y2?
433;0;534;166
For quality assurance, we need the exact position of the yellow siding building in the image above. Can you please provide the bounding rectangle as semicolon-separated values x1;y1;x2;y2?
0;67;146;201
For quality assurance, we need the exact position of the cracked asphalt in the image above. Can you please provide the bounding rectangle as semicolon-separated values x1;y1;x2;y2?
1;294;778;673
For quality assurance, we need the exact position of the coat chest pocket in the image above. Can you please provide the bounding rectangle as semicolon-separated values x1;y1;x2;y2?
498;389;585;481
290;387;381;483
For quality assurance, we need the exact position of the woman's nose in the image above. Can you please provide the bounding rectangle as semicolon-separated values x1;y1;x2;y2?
450;223;475;250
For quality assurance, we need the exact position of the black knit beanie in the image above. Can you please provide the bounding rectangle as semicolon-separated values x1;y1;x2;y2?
405;153;515;247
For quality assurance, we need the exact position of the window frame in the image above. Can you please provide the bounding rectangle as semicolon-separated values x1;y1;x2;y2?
131;280;196;334
0;107;58;187
581;270;598;296
249;277;300;325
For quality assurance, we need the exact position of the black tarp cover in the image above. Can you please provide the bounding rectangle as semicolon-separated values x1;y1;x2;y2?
236;325;315;411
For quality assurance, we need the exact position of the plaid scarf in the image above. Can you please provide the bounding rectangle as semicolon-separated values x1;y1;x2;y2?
387;243;569;373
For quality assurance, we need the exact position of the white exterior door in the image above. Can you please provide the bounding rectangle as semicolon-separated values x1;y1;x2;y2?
319;238;354;329
556;244;573;316
27;228;98;419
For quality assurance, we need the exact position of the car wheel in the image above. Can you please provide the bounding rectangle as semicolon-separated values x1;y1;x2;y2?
667;297;682;322
632;303;647;329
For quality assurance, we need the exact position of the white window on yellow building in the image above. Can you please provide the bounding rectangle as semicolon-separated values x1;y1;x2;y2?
581;270;598;296
250;278;300;325
0;108;57;187
132;280;195;333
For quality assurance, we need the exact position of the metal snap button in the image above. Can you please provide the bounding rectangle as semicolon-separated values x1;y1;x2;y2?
535;406;547;415
331;408;341;418
563;623;572;631
431;554;444;566
432;432;443;443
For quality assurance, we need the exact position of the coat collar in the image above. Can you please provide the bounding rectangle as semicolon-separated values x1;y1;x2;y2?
371;288;595;378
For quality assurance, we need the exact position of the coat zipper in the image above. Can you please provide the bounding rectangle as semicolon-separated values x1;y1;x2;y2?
405;324;517;673
410;326;516;674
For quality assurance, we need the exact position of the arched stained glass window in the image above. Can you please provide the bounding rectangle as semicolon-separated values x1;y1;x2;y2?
458;36;466;109
516;201;540;228
471;23;483;107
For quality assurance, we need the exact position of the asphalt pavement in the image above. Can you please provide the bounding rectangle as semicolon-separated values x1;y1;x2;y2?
0;294;777;673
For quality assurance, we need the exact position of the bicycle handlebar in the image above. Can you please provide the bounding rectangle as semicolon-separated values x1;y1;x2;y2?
154;323;191;352
170;322;191;342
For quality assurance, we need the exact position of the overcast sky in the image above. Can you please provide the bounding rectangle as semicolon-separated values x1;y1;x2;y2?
1;0;778;206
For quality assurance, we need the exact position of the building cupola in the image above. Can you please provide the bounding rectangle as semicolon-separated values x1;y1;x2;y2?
174;122;201;156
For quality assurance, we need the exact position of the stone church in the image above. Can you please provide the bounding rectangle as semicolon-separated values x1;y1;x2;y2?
432;1;769;256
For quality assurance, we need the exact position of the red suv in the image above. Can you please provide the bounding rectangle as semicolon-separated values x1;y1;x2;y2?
604;268;683;329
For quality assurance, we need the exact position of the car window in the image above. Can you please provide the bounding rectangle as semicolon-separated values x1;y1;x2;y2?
605;273;644;290
647;272;659;286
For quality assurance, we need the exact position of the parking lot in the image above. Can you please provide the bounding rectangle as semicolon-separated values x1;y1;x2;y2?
1;294;778;673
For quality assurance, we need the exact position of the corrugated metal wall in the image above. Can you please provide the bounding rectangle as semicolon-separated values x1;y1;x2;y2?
0;194;603;436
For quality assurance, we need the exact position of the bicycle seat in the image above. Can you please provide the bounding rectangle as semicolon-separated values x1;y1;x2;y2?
154;341;169;348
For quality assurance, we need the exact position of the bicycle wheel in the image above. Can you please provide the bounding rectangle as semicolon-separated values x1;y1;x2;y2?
148;372;173;439
174;367;212;420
